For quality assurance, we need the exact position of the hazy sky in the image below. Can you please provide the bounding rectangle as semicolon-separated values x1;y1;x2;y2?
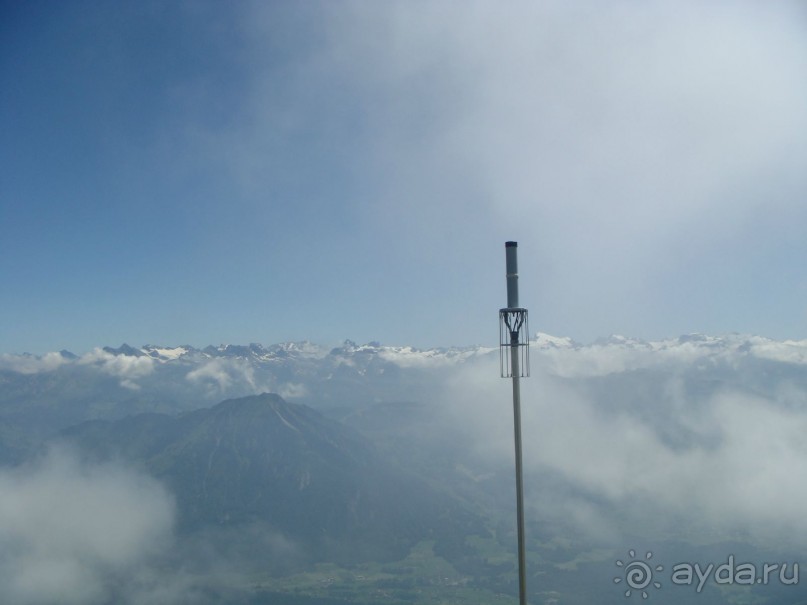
3;1;807;353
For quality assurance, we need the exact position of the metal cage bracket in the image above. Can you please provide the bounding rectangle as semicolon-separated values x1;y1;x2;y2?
499;307;530;378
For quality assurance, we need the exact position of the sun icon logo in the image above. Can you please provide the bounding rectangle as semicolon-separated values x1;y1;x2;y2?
614;549;663;599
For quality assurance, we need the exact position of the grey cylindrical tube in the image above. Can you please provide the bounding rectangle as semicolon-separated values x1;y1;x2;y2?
511;337;528;605
506;241;519;309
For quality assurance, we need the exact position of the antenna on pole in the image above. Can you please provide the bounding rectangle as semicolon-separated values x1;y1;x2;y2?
499;241;529;605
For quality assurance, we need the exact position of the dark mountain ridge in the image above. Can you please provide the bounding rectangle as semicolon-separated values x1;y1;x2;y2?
58;393;485;566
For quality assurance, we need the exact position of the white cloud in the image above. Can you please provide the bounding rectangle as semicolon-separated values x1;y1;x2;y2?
0;447;176;605
79;349;155;388
0;352;70;374
186;359;235;391
185;358;270;396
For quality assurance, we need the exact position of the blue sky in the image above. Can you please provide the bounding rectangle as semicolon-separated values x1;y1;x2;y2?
2;1;807;353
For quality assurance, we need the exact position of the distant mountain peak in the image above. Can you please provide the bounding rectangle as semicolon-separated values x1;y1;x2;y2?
56;391;482;566
534;333;580;349
213;392;289;415
197;392;309;435
592;334;650;347
102;343;145;357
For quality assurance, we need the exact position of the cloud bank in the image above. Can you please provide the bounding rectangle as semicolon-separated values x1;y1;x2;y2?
443;341;807;547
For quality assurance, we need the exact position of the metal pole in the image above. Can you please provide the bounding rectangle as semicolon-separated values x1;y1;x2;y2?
511;332;528;605
502;241;528;605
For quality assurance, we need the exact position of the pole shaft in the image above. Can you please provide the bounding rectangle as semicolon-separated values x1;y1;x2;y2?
511;336;528;605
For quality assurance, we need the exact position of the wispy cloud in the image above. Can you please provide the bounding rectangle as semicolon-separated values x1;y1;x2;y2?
278;382;308;400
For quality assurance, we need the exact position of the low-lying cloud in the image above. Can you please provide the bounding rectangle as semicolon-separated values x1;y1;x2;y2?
0;352;70;375
443;344;807;547
0;447;176;605
185;357;267;395
185;357;308;401
79;349;155;390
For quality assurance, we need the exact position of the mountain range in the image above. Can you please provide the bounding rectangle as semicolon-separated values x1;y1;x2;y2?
2;331;805;439
3;333;807;603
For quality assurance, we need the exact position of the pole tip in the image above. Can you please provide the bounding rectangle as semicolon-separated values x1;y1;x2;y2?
505;241;518;248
